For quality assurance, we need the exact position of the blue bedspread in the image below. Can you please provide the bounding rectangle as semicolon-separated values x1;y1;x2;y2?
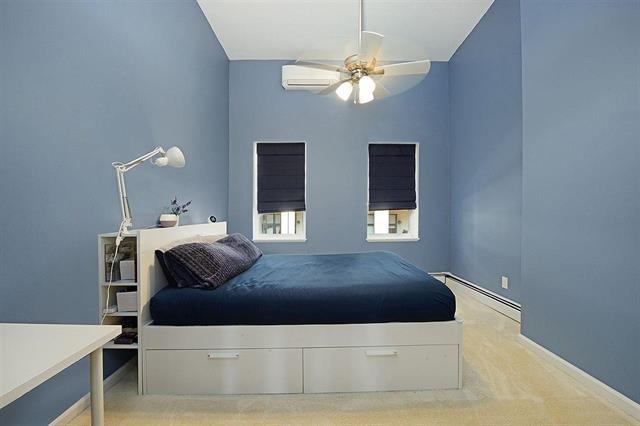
150;251;456;326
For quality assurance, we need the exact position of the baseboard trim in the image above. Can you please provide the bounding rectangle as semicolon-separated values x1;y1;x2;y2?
49;358;136;426
519;335;640;421
430;272;521;323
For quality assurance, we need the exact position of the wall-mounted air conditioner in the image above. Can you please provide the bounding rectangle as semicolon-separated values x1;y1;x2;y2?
281;65;340;92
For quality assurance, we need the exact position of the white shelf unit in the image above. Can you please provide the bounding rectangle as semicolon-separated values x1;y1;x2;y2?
98;231;141;392
100;280;137;287
103;341;139;350
104;312;138;317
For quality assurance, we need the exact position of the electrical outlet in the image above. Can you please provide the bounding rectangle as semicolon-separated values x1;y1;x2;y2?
501;276;509;289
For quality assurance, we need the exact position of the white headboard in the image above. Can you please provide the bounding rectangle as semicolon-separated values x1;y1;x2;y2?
137;222;227;327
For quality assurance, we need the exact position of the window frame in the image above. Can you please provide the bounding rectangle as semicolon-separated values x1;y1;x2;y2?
366;142;420;242
252;141;307;243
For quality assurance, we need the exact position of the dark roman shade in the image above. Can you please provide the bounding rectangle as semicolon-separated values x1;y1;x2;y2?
368;144;416;211
257;142;306;214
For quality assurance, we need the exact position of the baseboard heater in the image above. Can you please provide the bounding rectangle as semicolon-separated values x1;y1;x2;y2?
434;273;521;313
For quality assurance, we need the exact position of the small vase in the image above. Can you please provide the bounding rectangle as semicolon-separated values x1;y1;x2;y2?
159;214;179;228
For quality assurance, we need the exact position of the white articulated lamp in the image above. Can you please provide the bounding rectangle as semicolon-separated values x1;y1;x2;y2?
111;146;185;246
102;146;185;325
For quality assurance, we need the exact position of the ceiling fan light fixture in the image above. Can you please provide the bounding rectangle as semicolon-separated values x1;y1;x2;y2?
335;80;353;101
359;75;376;95
294;0;431;105
358;89;374;104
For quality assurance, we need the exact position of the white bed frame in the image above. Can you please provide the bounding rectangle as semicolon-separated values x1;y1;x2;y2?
139;222;463;395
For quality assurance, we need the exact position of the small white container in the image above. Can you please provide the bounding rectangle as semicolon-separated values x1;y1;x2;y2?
119;260;136;281
116;291;138;312
159;214;179;227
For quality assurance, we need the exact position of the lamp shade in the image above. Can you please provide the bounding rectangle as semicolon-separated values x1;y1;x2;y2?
359;76;376;94
336;81;353;101
358;89;374;104
162;146;185;168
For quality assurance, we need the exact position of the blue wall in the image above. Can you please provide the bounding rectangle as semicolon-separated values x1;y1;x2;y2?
0;1;229;424
449;0;523;302
2;0;638;421
520;0;640;403
228;61;451;272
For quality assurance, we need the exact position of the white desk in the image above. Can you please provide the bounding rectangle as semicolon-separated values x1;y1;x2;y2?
0;323;121;426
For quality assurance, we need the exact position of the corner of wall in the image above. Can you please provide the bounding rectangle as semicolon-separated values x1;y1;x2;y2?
446;61;454;273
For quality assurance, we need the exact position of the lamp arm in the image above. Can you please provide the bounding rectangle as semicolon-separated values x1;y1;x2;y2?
115;167;130;221
118;146;165;172
113;166;132;243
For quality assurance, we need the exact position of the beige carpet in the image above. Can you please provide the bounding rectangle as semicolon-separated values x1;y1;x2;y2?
69;290;639;425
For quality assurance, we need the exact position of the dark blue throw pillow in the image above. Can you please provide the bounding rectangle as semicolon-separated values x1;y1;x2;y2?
163;233;262;289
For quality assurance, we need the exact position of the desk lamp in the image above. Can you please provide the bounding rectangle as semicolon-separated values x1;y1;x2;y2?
112;146;185;246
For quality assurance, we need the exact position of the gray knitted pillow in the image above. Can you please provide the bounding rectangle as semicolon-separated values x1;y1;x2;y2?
164;233;262;289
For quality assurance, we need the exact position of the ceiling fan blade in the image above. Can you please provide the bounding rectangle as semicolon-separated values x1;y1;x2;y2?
378;60;431;77
373;82;390;99
317;78;351;95
295;60;348;73
359;31;384;64
372;73;427;97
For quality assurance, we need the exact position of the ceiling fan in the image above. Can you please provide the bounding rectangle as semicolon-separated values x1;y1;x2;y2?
295;0;431;104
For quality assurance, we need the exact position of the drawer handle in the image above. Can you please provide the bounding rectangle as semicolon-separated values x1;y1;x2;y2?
365;349;398;357
207;352;240;359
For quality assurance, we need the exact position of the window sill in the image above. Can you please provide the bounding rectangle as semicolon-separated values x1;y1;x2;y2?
253;237;307;243
366;236;420;243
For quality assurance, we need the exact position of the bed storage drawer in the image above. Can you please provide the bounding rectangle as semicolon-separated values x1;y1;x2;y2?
145;348;303;394
303;345;459;393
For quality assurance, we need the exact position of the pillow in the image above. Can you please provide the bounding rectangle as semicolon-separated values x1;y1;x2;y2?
163;233;262;289
155;250;178;287
159;234;228;252
155;234;227;286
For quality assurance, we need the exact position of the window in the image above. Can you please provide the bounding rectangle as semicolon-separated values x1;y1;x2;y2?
259;211;304;235
367;210;411;235
366;143;419;241
253;142;306;242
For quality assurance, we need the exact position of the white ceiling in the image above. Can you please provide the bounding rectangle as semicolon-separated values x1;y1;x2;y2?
197;0;494;62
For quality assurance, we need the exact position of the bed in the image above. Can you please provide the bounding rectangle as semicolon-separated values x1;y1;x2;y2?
150;251;455;326
139;223;463;395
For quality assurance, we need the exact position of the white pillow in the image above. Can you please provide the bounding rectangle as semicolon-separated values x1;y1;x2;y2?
158;234;227;252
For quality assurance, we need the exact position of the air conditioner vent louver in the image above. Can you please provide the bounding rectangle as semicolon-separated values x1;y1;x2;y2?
282;65;340;92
